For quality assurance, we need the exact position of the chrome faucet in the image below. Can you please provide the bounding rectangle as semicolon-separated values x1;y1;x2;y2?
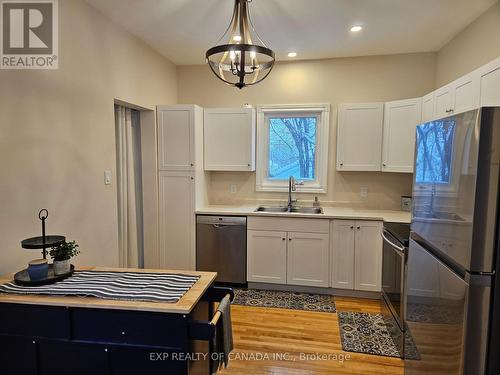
287;176;303;210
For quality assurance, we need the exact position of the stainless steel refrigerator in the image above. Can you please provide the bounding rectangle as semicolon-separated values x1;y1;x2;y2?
405;107;500;374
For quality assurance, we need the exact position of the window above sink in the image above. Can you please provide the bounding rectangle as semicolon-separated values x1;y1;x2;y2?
255;104;330;193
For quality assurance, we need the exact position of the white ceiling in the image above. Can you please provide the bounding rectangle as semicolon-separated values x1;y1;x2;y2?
86;0;497;65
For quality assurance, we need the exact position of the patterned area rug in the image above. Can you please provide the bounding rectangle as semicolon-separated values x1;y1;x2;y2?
233;288;336;313
338;311;420;359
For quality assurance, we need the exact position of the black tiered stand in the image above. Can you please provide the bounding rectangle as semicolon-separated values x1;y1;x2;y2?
20;209;65;259
15;209;70;286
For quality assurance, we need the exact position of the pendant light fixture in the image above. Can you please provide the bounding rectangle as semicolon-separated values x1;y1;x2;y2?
206;0;275;89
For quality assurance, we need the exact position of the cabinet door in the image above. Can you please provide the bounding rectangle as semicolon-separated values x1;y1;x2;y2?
159;171;195;270
354;221;383;292
247;230;287;284
0;336;37;375
204;108;256;171
382;98;422;173
337;103;384;171
452;72;480;114
434;85;454;119
157;106;194;170
480;57;500;106
38;341;108;375
421;92;435;123
287;232;329;287
330;220;355;290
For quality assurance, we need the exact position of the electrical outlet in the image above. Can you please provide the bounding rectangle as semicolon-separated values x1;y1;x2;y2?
230;184;237;194
104;170;112;185
360;186;368;198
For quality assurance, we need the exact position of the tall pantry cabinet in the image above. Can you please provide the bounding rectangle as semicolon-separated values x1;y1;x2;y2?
156;105;208;270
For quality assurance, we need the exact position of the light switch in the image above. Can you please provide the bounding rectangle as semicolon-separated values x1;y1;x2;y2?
104;170;112;185
230;184;237;194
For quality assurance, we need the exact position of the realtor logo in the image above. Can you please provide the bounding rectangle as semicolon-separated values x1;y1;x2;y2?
1;0;58;69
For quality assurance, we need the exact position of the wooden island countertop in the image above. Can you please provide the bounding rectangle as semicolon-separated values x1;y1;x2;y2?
0;266;217;314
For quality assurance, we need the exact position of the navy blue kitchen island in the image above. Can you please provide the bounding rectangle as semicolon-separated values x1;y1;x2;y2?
0;267;232;375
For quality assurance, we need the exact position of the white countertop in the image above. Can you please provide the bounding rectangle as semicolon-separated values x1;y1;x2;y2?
195;205;411;223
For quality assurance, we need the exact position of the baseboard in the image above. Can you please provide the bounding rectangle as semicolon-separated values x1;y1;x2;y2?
247;282;381;300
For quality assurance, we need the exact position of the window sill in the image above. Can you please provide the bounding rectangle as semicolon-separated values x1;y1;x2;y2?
255;184;327;194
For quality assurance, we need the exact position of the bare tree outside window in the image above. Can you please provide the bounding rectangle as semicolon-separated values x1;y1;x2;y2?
268;116;317;180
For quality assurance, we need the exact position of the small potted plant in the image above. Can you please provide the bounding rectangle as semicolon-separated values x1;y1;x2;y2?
49;240;80;275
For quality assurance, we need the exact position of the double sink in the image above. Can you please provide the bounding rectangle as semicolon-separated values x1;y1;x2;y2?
254;206;323;214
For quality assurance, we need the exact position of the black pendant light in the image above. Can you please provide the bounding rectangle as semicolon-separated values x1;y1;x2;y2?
206;0;275;89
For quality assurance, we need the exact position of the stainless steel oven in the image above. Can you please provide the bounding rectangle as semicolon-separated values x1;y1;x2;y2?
381;222;410;357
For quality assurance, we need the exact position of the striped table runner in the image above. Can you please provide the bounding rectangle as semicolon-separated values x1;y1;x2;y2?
0;270;200;303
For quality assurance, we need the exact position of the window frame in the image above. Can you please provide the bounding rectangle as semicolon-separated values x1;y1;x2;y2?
256;104;330;193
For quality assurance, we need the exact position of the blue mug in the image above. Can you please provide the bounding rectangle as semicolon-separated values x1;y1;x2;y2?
28;259;49;281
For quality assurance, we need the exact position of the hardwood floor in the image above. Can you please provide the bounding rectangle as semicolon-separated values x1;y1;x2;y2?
220;297;403;375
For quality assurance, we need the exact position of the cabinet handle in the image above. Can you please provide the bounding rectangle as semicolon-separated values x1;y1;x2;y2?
190;163;194;167
350;226;354;230
190;177;194;181
282;238;285;241
340;163;344;167
247;163;251;167
289;238;292;241
383;164;387;167
357;226;361;230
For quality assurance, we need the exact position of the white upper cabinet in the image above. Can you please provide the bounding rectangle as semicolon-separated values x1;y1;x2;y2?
157;105;196;171
452;71;480;115
433;85;454;119
337;103;384;171
428;71;479;121
204;108;256;171
421;92;435;123
479;57;500;107
382;98;422;173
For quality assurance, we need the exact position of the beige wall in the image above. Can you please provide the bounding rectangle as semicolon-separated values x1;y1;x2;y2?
177;53;436;209
436;1;500;86
0;0;177;274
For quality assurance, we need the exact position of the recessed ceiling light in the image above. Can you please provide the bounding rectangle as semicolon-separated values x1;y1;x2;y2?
287;52;297;58
350;25;363;32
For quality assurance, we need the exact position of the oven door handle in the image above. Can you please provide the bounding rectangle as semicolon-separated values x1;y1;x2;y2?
381;229;405;253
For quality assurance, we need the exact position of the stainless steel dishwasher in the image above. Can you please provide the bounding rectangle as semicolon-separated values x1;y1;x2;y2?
196;215;247;284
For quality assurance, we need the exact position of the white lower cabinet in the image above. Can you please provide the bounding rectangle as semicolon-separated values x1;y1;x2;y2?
330;220;355;289
248;217;382;291
330;220;383;292
247;217;329;287
159;171;195;270
354;221;383;292
287;232;329;287
247;230;287;284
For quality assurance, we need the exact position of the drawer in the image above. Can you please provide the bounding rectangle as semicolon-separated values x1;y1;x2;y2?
0;303;70;339
247;216;329;233
72;308;187;348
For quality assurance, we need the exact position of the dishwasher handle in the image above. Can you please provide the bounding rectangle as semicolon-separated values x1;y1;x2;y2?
196;215;247;226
